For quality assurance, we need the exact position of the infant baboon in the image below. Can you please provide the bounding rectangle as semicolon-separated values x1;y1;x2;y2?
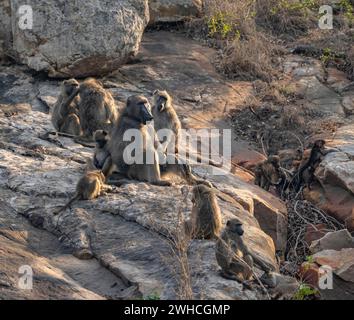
152;90;181;154
254;155;282;191
54;170;106;215
184;184;222;240
93;130;114;177
295;139;326;191
62;78;119;139
52;79;82;136
216;219;274;283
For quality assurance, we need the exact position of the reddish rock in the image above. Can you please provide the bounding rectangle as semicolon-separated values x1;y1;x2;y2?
314;248;354;283
299;262;320;288
304;224;330;246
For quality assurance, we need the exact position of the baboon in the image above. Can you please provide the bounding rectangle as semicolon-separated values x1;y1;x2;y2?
152;89;222;168
295;139;326;191
254;155;282;191
92;130;114;177
216;219;274;283
62;78;119;139
184;184;222;240
54;170;106;215
152;90;181;154
51;79;82;136
109;95;171;186
108;95;212;187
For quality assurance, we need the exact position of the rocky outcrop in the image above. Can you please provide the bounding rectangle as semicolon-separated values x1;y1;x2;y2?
149;0;202;24
6;0;149;77
314;249;354;283
0;31;288;300
305;125;354;231
310;229;354;254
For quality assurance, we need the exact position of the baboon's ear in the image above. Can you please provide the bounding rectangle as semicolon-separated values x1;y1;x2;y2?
153;90;158;95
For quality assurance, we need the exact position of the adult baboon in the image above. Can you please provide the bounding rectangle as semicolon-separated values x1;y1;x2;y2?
108;95;212;187
60;78;119;139
109;95;171;186
51;79;82;136
216;219;274;283
254;155;282;191
184;184;222;239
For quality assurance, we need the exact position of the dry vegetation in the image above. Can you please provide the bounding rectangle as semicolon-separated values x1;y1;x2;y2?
189;0;354;81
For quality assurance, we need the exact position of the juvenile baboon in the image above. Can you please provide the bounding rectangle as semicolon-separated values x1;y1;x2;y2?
152;89;222;168
152;90;181;154
216;219;274;283
295;139;326;191
92;130;114;177
254;155;282;191
62;78;119;139
54;170;106;215
184;184;222;240
51;79;82;136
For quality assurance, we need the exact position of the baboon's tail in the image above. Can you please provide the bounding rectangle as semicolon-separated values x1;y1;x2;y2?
53;194;80;215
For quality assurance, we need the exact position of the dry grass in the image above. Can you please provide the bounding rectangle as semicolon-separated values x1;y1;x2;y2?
255;0;317;37
215;35;276;82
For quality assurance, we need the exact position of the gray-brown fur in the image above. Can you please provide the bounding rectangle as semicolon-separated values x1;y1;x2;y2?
93;130;114;177
109;95;171;186
54;170;106;215
216;219;274;283
79;78;119;138
185;184;222;239
152;90;181;154
254;155;282;191
52;79;82;136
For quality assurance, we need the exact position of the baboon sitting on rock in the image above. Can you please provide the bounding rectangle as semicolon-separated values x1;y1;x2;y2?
184;184;222;240
51;79;82;136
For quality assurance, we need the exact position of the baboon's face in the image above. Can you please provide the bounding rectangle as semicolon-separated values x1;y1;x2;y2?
268;165;282;185
153;90;169;112
314;140;325;149
63;79;79;96
268;155;280;169
127;95;153;125
94;130;108;148
227;219;244;236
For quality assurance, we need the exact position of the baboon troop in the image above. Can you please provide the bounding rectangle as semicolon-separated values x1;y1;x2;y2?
184;184;222;240
51;80;288;286
254;139;330;195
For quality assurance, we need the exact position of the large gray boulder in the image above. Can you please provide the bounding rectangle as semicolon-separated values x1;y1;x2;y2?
8;0;149;77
